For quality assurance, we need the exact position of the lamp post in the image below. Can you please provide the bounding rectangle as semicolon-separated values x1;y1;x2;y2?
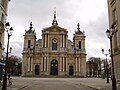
102;49;110;83
2;22;13;90
106;25;116;90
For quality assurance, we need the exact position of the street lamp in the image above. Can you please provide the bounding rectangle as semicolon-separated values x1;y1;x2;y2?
2;22;13;90
102;49;110;83
106;25;116;90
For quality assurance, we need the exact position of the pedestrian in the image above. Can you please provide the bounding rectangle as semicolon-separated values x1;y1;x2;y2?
8;73;10;80
8;78;12;86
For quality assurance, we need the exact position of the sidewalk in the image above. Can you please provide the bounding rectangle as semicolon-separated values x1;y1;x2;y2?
0;79;27;90
79;78;112;90
77;78;120;90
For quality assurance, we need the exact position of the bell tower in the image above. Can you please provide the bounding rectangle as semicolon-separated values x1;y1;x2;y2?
73;23;85;51
73;23;86;76
22;22;36;76
23;22;36;50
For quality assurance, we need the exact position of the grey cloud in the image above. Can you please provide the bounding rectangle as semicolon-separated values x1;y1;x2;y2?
10;41;23;57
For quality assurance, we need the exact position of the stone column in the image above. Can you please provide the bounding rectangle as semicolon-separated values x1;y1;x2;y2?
42;35;43;47
60;57;62;72
76;57;77;72
66;57;67;72
41;57;43;71
44;57;46;72
63;57;64;72
46;34;47;48
47;57;49;72
79;58;80;72
62;34;63;48
31;57;33;71
28;57;30;71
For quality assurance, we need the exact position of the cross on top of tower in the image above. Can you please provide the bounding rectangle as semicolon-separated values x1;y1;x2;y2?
25;22;35;34
29;22;33;30
75;23;84;35
77;23;80;31
52;7;58;26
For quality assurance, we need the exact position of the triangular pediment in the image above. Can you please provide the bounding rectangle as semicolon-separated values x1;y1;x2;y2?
42;25;67;33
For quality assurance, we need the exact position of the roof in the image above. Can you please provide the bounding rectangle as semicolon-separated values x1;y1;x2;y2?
75;30;84;35
75;23;84;35
42;25;67;33
36;39;42;43
25;22;35;34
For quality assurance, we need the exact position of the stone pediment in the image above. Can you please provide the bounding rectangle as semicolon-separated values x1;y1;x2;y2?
42;25;68;33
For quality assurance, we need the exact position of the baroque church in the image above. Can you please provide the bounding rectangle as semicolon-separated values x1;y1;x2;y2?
22;11;86;77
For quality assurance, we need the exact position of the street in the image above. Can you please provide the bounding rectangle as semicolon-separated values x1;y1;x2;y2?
2;76;119;90
2;77;98;90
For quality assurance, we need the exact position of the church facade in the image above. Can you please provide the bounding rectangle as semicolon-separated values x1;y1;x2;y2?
22;12;86;77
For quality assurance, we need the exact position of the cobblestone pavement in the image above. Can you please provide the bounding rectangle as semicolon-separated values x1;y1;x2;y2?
0;77;120;90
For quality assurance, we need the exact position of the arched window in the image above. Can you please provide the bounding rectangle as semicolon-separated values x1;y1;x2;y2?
52;38;57;50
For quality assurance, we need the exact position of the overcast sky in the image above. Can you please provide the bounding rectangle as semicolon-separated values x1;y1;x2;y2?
6;0;109;59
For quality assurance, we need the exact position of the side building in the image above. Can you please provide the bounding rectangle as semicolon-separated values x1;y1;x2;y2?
22;12;86;77
86;57;101;77
107;0;120;84
0;0;10;80
0;0;10;60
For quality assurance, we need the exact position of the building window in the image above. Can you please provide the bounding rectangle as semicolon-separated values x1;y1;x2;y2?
43;57;44;72
64;35;66;48
46;34;48;47
52;38;57;50
79;41;81;49
28;40;31;48
112;9;117;23
62;34;63;48
43;34;45;48
62;57;63;72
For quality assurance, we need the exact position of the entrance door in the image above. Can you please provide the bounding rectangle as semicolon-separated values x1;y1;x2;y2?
50;60;58;75
69;65;74;75
35;65;40;75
